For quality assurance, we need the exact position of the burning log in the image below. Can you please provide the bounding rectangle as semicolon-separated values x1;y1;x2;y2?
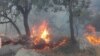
0;34;68;50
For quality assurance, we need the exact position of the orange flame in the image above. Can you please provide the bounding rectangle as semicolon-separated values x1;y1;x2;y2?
85;34;100;45
41;29;50;44
85;24;100;45
53;38;68;49
38;21;50;44
30;20;51;45
30;20;68;49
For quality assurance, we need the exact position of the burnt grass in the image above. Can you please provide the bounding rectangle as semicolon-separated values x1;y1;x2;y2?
0;36;97;56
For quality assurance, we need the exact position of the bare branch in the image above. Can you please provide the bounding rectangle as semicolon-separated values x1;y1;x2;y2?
0;14;21;35
16;5;25;14
0;21;10;24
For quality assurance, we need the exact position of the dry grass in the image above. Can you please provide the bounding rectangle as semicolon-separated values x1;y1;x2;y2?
36;44;96;56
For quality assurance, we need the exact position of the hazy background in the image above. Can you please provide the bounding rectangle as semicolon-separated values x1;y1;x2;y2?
0;0;99;37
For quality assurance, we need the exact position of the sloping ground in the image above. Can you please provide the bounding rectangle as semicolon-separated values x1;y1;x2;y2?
15;49;44;56
0;44;97;56
15;43;96;56
0;44;22;56
15;48;96;56
39;45;96;56
0;38;98;56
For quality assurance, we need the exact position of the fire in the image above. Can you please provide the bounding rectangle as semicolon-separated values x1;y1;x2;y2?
38;21;50;44
85;24;100;45
85;35;100;45
30;20;51;45
30;20;68;49
41;29;50;44
58;38;67;46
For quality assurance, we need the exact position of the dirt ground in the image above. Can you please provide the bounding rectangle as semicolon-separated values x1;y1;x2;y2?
0;43;99;56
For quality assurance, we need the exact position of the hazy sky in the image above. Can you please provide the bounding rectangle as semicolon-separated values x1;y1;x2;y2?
90;0;100;11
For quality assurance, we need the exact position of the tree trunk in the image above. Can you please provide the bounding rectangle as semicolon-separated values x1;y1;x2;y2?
69;0;77;44
23;13;30;36
16;0;32;37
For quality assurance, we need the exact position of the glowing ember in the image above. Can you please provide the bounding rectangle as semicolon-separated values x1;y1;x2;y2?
57;38;67;46
85;24;100;45
54;38;68;48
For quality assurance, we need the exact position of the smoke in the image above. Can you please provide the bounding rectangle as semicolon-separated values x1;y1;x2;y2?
28;5;70;37
0;0;100;44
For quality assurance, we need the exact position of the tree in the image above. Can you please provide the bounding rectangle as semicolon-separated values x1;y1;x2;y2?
0;0;33;36
68;0;76;43
0;0;50;37
0;0;90;39
68;0;90;43
0;0;21;35
49;0;90;43
12;0;32;36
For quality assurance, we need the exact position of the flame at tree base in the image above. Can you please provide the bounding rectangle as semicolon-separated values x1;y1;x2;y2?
32;38;68;50
30;20;68;50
